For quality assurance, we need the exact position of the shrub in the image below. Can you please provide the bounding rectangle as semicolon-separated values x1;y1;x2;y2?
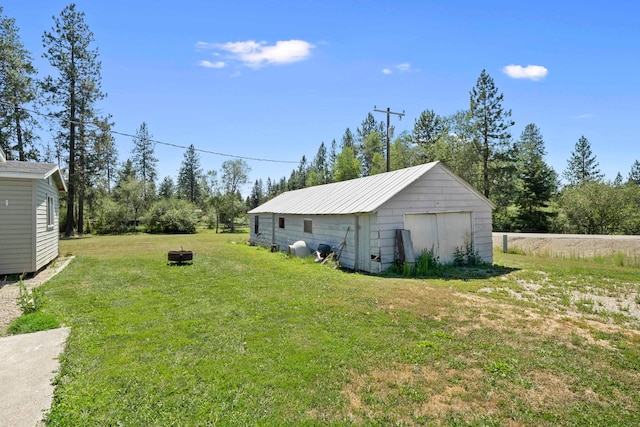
144;198;199;234
93;198;130;234
17;280;44;314
7;312;60;335
415;247;440;276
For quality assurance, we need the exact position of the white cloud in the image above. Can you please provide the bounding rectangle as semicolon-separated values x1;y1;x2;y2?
572;113;596;120
199;39;315;69
382;63;415;74
199;60;226;69
195;41;215;50
503;64;548;81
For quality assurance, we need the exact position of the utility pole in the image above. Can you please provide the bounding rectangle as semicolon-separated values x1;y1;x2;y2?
374;106;405;172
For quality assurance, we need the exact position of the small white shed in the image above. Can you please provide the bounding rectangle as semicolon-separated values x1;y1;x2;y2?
248;161;494;273
0;149;67;276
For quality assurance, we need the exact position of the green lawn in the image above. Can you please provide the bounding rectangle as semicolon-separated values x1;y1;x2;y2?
42;231;640;426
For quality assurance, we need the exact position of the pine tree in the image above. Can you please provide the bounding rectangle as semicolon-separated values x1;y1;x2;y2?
513;124;557;231
341;128;355;150
91;116;118;193
0;8;40;161
356;113;384;176
158;176;175;199
131;122;158;203
469;69;514;198
177;144;203;205
42;4;103;236
628;160;640;185
308;142;331;186
563;135;603;186
411;109;448;162
247;179;264;210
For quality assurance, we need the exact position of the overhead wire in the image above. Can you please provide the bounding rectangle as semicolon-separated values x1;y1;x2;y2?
0;100;298;164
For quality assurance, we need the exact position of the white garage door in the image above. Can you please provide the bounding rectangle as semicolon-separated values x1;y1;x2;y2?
404;212;472;264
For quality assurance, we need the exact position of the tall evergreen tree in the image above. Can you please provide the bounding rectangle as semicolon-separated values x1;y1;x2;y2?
42;3;103;236
308;141;331;186
341;128;355;150
177;144;203;205
356;113;384;176
469;69;514;198
158;176;175;199
0;8;40;161
91;115;118;193
131;122;158;202
563;135;603;186
247;179;264;210
512;124;557;231
613;172;624;187
628;160;640;185
411;109;448;162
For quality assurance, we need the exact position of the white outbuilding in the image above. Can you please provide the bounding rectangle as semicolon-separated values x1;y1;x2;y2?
248;161;494;273
0;148;67;276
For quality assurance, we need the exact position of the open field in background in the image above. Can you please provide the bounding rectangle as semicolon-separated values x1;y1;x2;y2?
38;232;640;426
494;233;640;262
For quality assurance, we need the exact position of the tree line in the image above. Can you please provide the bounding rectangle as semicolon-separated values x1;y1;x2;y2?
0;4;249;234
2;5;639;235
249;70;640;235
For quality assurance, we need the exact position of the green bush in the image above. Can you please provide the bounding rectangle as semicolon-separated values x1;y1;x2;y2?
144;198;199;234
7;312;60;335
93;198;130;234
17;280;44;314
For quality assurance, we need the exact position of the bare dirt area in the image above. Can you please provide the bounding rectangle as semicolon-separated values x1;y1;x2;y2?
493;232;640;258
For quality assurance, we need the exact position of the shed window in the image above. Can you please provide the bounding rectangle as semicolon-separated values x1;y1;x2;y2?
303;219;312;233
279;217;285;228
254;215;259;234
46;195;54;227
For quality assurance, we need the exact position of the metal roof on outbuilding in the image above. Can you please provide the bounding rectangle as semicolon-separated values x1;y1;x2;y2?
249;161;492;215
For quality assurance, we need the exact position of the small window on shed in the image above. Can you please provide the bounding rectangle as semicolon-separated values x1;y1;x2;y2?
279;217;285;228
46;195;54;227
303;219;312;233
254;215;259;234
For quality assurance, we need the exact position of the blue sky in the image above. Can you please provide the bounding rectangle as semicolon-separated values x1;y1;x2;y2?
4;0;639;193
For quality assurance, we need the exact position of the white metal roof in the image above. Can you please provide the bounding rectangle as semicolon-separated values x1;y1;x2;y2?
249;162;448;215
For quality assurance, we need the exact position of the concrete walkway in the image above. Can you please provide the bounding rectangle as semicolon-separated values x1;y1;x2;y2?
0;327;70;427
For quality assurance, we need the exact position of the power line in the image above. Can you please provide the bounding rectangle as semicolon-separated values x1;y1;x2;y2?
0;100;298;164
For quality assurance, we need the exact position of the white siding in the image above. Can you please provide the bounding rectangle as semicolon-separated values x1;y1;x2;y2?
35;179;60;270
251;214;275;247
250;214;357;269
0;179;34;275
249;163;493;274
405;212;472;264
375;166;493;271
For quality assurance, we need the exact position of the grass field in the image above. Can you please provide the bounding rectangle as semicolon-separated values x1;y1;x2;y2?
40;231;640;426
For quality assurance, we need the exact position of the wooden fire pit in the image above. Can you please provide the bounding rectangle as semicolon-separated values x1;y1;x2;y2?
168;250;193;265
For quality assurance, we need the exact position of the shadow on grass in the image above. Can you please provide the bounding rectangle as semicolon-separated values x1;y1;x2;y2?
383;264;519;281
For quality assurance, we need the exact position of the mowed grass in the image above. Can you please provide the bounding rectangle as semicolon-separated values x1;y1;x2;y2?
42;232;640;426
